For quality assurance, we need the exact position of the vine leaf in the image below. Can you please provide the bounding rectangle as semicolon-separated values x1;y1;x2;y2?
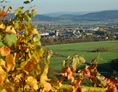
32;46;43;63
0;23;5;29
26;76;38;90
72;55;86;72
5;25;16;34
33;34;41;44
0;59;5;68
14;7;24;16
6;54;15;72
0;66;6;87
3;34;17;47
24;58;37;71
32;9;37;16
24;10;32;26
0;46;10;56
19;60;29;69
35;64;41;75
0;10;7;17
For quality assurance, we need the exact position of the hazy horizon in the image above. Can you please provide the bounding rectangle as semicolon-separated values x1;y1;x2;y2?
4;0;118;14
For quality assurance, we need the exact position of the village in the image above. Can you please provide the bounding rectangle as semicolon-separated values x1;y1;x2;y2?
36;24;118;45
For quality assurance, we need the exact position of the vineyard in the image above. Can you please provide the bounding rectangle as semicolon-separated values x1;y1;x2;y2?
0;0;118;92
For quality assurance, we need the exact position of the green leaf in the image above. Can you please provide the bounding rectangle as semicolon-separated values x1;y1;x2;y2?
14;7;24;16
24;10;32;26
78;56;86;63
27;15;32;25
3;34;17;46
72;55;85;66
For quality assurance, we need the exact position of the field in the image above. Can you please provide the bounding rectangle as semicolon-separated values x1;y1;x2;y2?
48;41;118;76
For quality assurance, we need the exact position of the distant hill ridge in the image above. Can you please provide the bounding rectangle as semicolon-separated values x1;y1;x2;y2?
72;10;118;21
7;10;118;22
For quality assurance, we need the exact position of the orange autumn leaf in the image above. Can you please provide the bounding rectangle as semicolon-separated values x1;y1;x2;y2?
24;58;37;71
0;76;5;87
5;54;15;72
0;46;10;56
0;10;7;17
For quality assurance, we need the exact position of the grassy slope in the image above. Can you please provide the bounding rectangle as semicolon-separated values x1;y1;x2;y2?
48;41;118;71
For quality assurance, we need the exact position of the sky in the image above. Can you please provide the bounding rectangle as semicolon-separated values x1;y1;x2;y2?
4;0;118;14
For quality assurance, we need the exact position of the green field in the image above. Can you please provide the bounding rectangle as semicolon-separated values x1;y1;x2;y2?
47;41;118;71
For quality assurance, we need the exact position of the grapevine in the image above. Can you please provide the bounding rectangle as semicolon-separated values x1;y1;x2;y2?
0;1;118;92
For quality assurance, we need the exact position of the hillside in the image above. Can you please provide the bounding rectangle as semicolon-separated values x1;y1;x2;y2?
72;10;118;21
7;10;118;22
32;15;55;21
7;13;55;21
41;10;118;22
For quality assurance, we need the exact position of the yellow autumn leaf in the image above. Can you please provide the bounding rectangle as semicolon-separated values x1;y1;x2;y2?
0;89;7;92
5;54;16;72
31;28;39;34
33;48;44;62
35;64;41;75
47;50;53;60
5;25;16;34
14;73;23;82
0;23;5;29
19;60;29;69
0;59;5;66
27;28;39;35
40;74;48;84
26;76;38;90
0;59;7;70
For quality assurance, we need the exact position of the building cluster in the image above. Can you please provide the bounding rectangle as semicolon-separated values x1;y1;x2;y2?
38;24;118;40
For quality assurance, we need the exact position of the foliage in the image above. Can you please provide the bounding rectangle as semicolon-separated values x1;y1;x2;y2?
0;1;118;92
58;57;118;92
0;4;53;92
